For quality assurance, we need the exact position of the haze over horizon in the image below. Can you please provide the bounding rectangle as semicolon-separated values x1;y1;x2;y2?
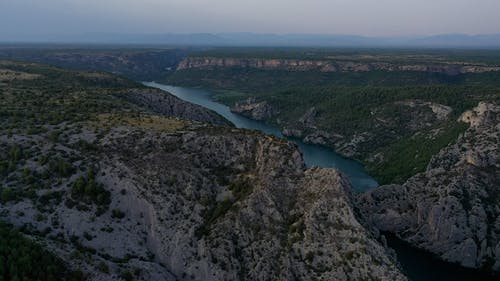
1;0;500;41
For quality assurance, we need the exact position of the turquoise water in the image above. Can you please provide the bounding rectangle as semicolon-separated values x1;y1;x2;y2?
144;82;498;281
144;82;378;192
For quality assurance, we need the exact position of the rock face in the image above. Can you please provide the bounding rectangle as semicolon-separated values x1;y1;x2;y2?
100;127;407;281
116;88;232;126
357;102;500;271
177;57;500;74
395;100;453;121
230;97;277;121
0;61;406;281
1;125;408;281
281;100;452;160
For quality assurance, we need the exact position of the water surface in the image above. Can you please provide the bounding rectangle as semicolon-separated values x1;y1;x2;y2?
385;234;499;281
144;82;378;192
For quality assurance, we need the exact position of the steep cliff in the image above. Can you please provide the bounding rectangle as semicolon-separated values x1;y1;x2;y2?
0;61;407;280
177;57;500;74
357;102;500;271
115;88;232;126
230;97;278;121
169;52;500;184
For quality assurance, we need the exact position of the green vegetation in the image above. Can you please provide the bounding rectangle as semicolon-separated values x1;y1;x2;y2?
48;157;75;178
0;60;186;212
187;47;500;66
0;187;17;203
0;145;24;180
111;209;125;219
96;261;109;274
166;48;500;183
0;59;201;278
0;221;85;281
0;48;185;81
119;270;134;281
0;59;214;279
0;60;143;135
196;178;253;237
70;168;111;211
368;121;470;184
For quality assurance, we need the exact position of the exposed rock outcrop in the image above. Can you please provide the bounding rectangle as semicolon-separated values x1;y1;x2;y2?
0;60;407;280
230;97;277;121
2;125;408;281
177;57;500;74
395;100;453;121
281;100;452;160
116;88;232;126
0;67;41;81
357;102;500;271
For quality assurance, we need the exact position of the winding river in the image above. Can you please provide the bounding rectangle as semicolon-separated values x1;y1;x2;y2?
145;82;498;281
144;82;378;192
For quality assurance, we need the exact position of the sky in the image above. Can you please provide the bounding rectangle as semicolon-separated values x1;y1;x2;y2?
1;0;499;40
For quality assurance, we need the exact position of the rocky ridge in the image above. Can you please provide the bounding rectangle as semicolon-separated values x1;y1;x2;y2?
1;124;408;281
177;57;500;74
357;102;500;271
0;61;407;281
230;97;278;121
115;88;231;126
280;100;453;159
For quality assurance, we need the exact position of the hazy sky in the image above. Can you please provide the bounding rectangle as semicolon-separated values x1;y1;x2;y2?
1;0;499;39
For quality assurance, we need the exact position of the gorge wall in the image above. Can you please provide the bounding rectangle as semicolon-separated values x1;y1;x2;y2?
357;102;500;271
177;57;500;74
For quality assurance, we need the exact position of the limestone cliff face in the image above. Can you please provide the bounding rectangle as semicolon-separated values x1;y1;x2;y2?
1;124;407;281
177;57;500;74
0;61;406;280
115;88;232;126
177;57;337;72
96;126;407;281
357;102;500;271
230;97;278;121
280;100;452;161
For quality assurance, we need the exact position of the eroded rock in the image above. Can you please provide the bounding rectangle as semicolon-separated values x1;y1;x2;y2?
357;102;500;271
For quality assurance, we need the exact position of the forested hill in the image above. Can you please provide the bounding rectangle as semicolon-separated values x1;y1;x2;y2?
166;48;500;184
3;46;498;184
0;47;189;81
0;60;409;280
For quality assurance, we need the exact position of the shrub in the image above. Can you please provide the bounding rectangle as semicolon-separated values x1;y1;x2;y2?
0;221;85;281
111;209;125;219
96;261;109;273
48;157;75;178
71;168;110;208
0;187;17;203
120;270;134;281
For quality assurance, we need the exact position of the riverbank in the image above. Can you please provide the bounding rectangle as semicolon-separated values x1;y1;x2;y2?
145;82;499;281
144;82;378;192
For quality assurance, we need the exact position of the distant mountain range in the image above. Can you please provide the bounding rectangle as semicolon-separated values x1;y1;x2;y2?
3;32;500;48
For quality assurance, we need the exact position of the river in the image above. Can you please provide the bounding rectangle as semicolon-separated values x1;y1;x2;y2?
144;82;378;192
145;82;498;281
